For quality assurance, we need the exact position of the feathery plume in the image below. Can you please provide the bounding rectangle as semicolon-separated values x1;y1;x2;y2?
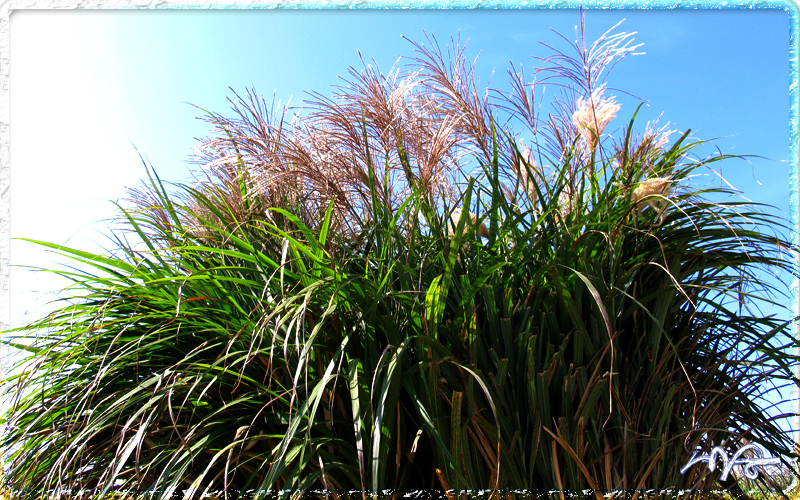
632;177;673;224
449;209;490;238
644;119;677;151
572;86;620;151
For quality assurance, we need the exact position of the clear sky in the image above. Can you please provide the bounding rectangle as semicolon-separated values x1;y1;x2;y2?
8;7;795;429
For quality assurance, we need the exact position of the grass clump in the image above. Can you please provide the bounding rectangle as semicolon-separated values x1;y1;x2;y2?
2;16;797;500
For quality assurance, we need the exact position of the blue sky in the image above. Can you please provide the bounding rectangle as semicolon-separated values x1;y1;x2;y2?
8;7;796;431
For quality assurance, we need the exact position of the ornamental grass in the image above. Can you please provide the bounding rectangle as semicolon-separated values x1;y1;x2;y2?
2;16;797;500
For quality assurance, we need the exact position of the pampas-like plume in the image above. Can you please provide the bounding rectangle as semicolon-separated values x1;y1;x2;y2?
448;209;490;239
631;177;673;224
572;86;620;152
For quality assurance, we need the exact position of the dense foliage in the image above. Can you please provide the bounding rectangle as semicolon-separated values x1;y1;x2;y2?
3;19;797;499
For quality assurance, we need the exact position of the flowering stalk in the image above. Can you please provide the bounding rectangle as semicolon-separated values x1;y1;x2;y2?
572;85;621;153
